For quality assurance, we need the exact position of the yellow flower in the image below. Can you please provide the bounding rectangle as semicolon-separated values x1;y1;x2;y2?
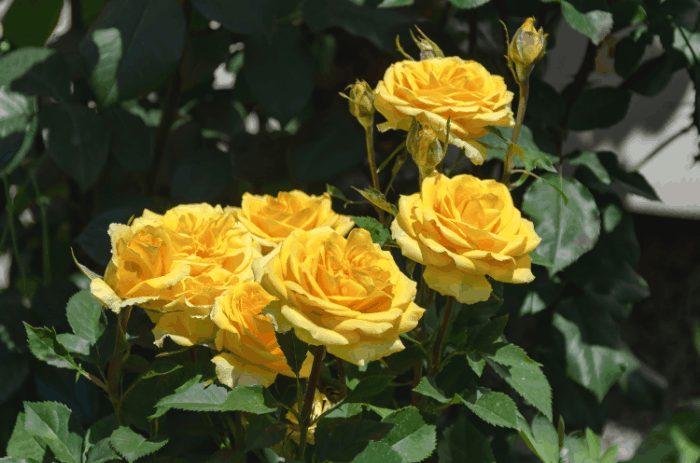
374;57;514;164
285;389;332;445
230;191;355;254
391;173;541;304
211;282;313;388
256;227;425;366
90;204;261;347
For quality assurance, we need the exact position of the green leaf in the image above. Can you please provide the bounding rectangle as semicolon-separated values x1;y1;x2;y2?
23;402;84;463
170;148;233;203
1;0;63;47
467;315;508;352
467;352;486;377
0;47;72;102
0;86;37;174
483;344;553;420
459;389;519;429
560;0;613;45
274;329;309;376
413;377;453;404
345;376;394;403
315;420;395;463
379;407;437;463
567;151;611;185
448;0;491;9
244;414;287;452
24;323;85;373
530;253;554;267
596;152;659;200
522;175;600;275
5;412;48;461
154;382;277;415
378;0;414;7
103;107;153;173
627;53;676;98
83;414;120;463
191;0;280;35
614;31;651;78
65;289;107;346
109;427;168;463
530;414;560;463
610;2;646;33
41;104;109;191
353;187;398;216
562;431;589;463
352;216;391;246
483;125;558;172
438;412;496;463
244;25;316;124
672;26;700;67
628;409;700;463
552;313;630;402
79;0;186;107
364;404;396;419
350;442;403;463
567;87;631;131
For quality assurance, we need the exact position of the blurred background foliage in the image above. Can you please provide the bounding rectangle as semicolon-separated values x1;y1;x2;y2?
0;0;699;461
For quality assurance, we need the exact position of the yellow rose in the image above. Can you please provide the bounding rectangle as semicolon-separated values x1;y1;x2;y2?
391;173;541;304
374;57;515;164
211;281;313;388
230;191;355;254
90;204;261;347
256;227;425;366
285;389;332;445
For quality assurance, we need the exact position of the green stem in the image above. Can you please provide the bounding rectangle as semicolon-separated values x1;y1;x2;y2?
107;305;133;425
28;170;51;285
364;117;385;223
501;79;529;186
202;412;228;449
431;296;455;375
2;175;26;288
298;345;325;460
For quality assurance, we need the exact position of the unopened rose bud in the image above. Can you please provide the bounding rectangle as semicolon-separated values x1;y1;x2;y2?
410;26;444;60
407;117;445;177
342;80;375;129
508;17;547;82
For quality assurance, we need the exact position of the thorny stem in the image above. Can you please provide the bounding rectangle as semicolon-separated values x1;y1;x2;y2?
107;305;133;425
501;79;529;186
365;116;385;223
432;296;455;375
298;345;325;460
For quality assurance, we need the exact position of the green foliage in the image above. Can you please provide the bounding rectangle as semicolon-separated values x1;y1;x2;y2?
352;216;391;246
109;426;168;463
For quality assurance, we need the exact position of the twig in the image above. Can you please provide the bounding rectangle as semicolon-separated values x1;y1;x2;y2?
298;345;325;460
337;357;347;400
364;117;385;223
633;122;695;172
431;296;455;375
501;80;529;185
107;306;133;425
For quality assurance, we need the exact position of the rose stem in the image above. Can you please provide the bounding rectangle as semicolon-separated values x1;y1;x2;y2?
364;116;385;223
432;296;455;375
107;305;133;425
501;78;529;186
298;345;325;460
337;357;347;400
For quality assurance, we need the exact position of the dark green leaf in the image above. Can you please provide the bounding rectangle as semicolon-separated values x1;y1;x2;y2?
0;47;72;101
350;442;403;463
316;420;395;463
109;427;168;463
245;414;287;452
413;377;454;405
379;407;436;463
567;87;631;131
79;0;186;107
191;0;280;35
458;389;519;429
452;280;504;324
41;104;109;191
468;315;508;352
437;412;496;463
2;0;63;47
672;26;700;67
610;2;646;33
0;86;36;173
627;409;700;463
522;175;600;275
529;414;560;463
65;290;107;346
103;107;153;173
244;25;315;124
597;152;659;200
352;216;391;246
84;414;121;463
274;330;309;376
467;353;485;377
560;0;613;45
154;382;277;415
345;376;394;403
614;31;651;78
170;148;233;202
567;151;611;185
23;401;84;463
5;412;47;461
530;253;554;267
448;0;491;8
76;207;141;267
627;53;676;97
24;323;85;373
377;0;414;7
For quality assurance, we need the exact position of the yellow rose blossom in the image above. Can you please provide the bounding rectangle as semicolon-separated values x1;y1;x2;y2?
90;204;261;347
255;227;425;366
211;282;313;388
285;389;332;445
374;57;515;164
391;173;541;304
230;190;355;254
